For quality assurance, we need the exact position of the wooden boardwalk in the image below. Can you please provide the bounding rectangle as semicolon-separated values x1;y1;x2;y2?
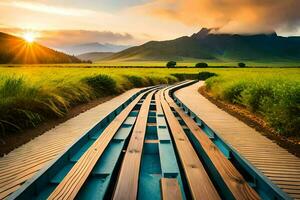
0;88;142;199
175;81;300;200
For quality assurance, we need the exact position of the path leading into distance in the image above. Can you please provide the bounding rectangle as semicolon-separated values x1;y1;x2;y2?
0;88;142;199
175;81;300;199
0;82;298;200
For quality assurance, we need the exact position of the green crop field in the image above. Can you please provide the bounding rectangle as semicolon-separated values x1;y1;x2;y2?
0;66;196;136
205;69;300;137
1;58;300;68
0;66;299;138
94;59;300;67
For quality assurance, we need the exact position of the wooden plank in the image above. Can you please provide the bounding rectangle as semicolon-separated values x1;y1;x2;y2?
159;89;220;200
278;184;300;190
0;162;50;191
0;184;21;200
0;173;33;198
113;91;155;200
144;139;159;143
174;81;300;199
0;88;143;199
251;160;300;165
0;151;62;180
160;178;182;200
0;141;71;166
165;89;260;200
48;90;152;200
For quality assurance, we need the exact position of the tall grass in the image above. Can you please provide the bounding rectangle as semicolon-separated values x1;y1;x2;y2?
0;70;183;136
206;75;300;137
0;76;93;134
1;66;298;137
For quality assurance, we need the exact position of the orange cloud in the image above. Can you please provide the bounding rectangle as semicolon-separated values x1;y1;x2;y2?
142;0;300;34
0;28;135;47
0;1;96;16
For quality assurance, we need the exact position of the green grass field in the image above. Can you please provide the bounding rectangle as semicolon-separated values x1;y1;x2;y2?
205;69;300;137
0;66;299;138
94;59;300;67
0;66;194;135
1;58;300;67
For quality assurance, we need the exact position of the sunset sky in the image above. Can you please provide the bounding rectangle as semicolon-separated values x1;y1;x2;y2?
1;0;300;48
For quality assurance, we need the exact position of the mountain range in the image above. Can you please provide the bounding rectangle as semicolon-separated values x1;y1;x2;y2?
0;32;81;64
105;28;300;62
58;43;130;55
1;29;300;64
77;52;114;62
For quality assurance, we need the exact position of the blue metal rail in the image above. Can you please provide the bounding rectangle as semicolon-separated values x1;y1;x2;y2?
170;81;291;200
8;87;155;200
8;81;291;200
138;95;186;200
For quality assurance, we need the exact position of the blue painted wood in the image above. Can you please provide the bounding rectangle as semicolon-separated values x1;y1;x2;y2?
138;143;162;200
155;100;186;199
8;87;154;200
170;81;291;200
76;105;143;199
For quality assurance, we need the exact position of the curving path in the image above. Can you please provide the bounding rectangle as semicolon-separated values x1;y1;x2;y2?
0;88;143;199
175;81;300;200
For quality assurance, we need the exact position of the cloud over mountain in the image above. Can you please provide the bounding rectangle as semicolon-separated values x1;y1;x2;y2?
142;0;300;34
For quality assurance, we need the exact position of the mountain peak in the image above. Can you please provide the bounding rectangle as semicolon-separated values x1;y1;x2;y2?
191;27;220;39
191;27;278;39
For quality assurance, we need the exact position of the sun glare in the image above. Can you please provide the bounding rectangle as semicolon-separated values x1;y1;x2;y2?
23;32;36;43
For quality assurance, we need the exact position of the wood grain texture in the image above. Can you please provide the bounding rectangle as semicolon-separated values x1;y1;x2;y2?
161;178;182;200
0;88;142;199
175;81;300;200
165;88;260;200
47;90;150;200
160;88;221;200
113;91;155;200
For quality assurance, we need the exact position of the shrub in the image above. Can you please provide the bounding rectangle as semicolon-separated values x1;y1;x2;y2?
238;62;246;67
83;74;117;96
171;73;198;81
146;76;168;85
166;61;176;68
198;72;217;80
126;75;148;87
240;81;273;111
195;62;208;68
259;81;300;136
166;76;178;84
222;81;248;103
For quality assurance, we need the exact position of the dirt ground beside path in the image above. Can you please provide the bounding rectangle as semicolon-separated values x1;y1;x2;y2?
0;96;113;157
199;86;300;158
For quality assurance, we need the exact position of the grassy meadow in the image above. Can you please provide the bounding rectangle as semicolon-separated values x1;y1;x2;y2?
0;66;195;136
93;60;300;67
205;69;300;137
2;58;300;68
0;66;299;138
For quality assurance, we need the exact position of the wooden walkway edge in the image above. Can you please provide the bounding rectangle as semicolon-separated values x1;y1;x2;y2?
0;88;143;199
175;81;300;200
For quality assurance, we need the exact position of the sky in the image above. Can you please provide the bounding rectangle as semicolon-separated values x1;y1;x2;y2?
0;0;300;48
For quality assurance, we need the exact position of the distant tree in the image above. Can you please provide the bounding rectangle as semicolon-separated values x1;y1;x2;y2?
238;62;246;67
195;62;208;68
166;61;176;68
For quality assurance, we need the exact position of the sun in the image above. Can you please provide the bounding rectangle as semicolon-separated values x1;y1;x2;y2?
23;32;36;43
